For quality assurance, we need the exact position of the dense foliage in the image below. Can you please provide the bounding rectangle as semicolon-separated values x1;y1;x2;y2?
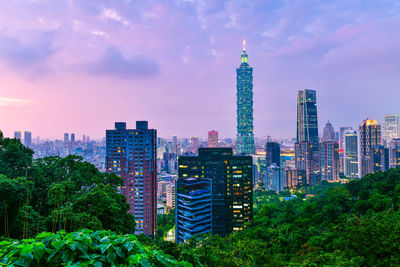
146;169;400;266
0;133;135;239
0;229;190;266
156;210;175;240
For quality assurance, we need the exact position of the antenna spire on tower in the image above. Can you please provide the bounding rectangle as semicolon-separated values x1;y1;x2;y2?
243;39;246;51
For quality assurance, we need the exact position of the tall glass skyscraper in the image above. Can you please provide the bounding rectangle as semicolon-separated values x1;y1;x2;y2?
344;130;359;178
236;41;255;155
296;89;319;146
296;89;319;184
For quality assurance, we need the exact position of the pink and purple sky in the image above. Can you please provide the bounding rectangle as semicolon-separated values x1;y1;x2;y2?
0;0;399;140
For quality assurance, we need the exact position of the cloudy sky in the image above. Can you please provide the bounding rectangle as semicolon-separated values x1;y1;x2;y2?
0;0;399;140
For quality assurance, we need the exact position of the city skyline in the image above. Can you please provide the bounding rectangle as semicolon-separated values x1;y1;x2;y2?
0;1;399;139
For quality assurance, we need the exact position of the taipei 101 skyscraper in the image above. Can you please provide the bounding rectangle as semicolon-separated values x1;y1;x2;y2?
236;40;255;155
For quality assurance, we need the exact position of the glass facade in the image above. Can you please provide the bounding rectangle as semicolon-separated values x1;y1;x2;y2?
236;45;255;155
175;178;212;243
178;148;253;236
296;89;319;182
344;130;359;178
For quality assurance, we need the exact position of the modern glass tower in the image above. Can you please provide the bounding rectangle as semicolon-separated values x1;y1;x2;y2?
296;89;319;183
236;40;255;155
178;148;253;236
297;89;319;147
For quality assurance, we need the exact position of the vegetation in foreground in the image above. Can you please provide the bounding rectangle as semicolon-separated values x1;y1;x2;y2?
0;229;189;266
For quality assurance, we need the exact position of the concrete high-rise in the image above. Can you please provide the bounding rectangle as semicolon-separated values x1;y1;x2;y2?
344;130;359;178
64;133;69;143
178;148;253;236
321;121;335;142
295;141;320;185
24;131;32;148
106;121;157;236
14;131;21;140
320;141;339;182
236;40;255;155
359;119;381;177
389;139;400;168
266;163;283;192
382;115;399;147
373;145;389;172
208;130;218;148
296;89;319;181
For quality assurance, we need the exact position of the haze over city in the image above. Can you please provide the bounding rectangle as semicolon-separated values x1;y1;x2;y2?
0;0;399;139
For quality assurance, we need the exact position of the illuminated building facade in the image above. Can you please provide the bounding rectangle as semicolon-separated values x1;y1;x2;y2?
359;119;381;177
106;121;157;236
295;141;314;185
208;130;218;147
373;145;389;172
236;41;255;155
266;163;283;192
382;115;399;147
283;168;306;188
320;141;339;182
178;148;253;236
296;89;319;179
344;130;359;178
166;182;176;210
175;178;212;243
389;139;400;168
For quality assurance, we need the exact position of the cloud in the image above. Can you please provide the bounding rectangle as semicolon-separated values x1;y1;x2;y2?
0;97;29;106
99;8;129;25
91;30;108;37
0;30;55;68
90;46;160;78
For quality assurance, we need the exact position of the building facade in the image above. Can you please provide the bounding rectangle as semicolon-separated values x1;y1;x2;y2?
14;131;21;140
236;41;255;155
359;120;381;178
296;89;319;179
24;131;32;148
344;130;359;178
208;130;218;148
106;121;157;236
382;115;399;147
321;121;336;142
373;145;389;172
175;178;212;243
178;148;253;236
166;182;176;210
266;163;283;192
320;141;339;182
295;141;314;185
266;142;280;167
389;139;400;168
283;168;306;189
